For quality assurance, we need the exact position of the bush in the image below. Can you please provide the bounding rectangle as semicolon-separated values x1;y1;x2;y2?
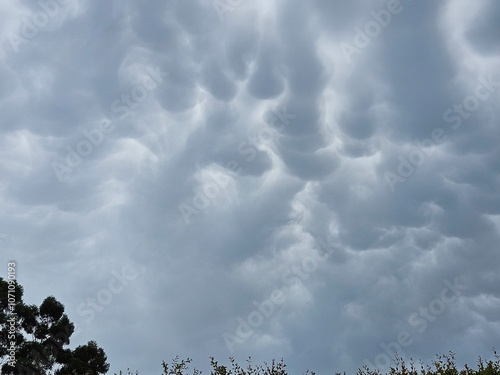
114;349;500;375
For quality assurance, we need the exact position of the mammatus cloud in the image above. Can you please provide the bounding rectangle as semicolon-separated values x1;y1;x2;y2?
0;0;499;374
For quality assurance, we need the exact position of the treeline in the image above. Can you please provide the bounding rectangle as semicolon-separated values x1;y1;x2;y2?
116;350;500;375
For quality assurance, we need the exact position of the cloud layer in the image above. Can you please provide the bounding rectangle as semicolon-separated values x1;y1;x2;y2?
1;0;499;373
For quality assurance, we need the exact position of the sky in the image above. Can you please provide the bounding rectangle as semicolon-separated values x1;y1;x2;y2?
1;0;500;374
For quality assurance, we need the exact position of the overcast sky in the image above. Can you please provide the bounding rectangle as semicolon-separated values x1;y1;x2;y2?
1;0;500;374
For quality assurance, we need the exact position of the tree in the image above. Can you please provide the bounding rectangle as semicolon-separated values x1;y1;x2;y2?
55;341;109;375
0;277;109;374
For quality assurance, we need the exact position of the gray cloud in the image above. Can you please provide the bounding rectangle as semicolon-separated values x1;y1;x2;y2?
1;0;499;374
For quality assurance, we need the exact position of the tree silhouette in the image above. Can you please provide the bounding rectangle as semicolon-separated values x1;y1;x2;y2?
114;351;500;375
0;277;109;374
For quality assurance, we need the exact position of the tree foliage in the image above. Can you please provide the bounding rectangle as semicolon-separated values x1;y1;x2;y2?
0;277;109;375
115;351;500;375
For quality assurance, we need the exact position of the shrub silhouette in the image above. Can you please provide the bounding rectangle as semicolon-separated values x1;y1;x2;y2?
114;349;500;375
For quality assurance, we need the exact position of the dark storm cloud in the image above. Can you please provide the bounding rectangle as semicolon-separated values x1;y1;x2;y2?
247;43;285;100
465;0;500;55
1;0;499;374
